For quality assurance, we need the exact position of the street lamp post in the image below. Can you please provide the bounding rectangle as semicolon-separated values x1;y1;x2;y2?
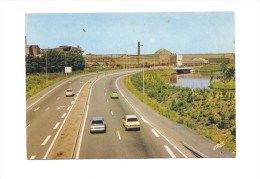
45;51;48;83
139;43;144;99
65;52;67;78
124;51;127;70
142;54;144;99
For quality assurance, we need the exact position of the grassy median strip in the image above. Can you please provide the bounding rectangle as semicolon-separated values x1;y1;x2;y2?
123;69;236;153
47;78;95;159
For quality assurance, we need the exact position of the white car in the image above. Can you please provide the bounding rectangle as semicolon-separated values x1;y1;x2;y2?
90;117;106;133
123;115;140;131
65;88;74;97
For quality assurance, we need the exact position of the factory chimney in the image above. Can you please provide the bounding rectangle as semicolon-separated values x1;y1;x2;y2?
137;41;140;65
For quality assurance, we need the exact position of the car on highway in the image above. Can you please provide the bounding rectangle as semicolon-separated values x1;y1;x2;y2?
122;115;140;131
110;90;119;99
90;117;106;133
65;88;74;97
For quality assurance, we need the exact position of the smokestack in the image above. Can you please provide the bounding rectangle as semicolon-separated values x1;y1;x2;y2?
25;36;27;47
137;41;140;65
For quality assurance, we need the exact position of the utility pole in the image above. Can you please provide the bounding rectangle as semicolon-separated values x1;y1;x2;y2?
143;55;144;99
45;51;48;83
65;52;67;78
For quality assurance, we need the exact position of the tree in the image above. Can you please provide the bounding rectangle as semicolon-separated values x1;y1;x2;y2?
26;50;85;74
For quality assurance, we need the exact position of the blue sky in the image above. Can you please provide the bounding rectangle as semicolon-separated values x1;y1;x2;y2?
25;12;234;55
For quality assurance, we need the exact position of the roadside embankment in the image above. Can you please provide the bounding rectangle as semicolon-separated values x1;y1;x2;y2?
123;69;236;153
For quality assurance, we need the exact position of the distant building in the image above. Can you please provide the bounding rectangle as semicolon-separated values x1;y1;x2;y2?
26;44;83;57
53;45;83;53
181;53;235;66
25;45;41;57
84;54;177;68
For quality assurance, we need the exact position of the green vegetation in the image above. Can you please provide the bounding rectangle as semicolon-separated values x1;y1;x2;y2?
26;50;85;74
123;69;236;153
193;64;223;72
26;49;125;99
154;48;173;55
26;67;121;99
210;63;235;89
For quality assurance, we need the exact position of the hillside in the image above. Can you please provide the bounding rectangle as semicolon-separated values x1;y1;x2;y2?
154;48;172;55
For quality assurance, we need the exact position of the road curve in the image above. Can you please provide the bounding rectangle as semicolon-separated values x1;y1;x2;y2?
76;71;234;158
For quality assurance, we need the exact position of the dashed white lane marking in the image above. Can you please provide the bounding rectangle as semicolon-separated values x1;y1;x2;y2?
111;110;114;116
45;107;50;111
164;145;176;158
57;97;60;100
141;117;148;124
34;107;40;111
61;113;66;119
71;101;75;105
151;128;160;137
53;122;60;130
115;76;188;158
56;106;65;110
105;92;106;96
74;97;77;100
41;135;51;146
67;106;71;110
107;99;109;103
26;124;30;128
30;155;36;159
117;131;121;140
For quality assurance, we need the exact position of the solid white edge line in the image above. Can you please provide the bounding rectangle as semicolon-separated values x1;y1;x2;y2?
164;145;176;158
141;117;148;124
53;122;60;130
115;75;188;158
67;106;71;110
117;131;121;140
42;78;91;159
61;113;66;119
41;135;51;146
30;155;36;159
26;75;90;110
76;79;98;159
71;101;75;105
75;71;134;159
151;128;160;137
75;77;99;159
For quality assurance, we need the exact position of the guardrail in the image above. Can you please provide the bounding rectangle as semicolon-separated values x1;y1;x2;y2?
182;142;208;158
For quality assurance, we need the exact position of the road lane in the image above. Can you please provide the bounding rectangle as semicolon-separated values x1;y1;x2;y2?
78;71;180;158
115;73;235;158
26;71;119;159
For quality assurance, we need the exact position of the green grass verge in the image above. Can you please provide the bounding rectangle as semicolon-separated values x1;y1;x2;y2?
26;67;121;99
123;70;236;153
210;80;235;90
193;65;222;72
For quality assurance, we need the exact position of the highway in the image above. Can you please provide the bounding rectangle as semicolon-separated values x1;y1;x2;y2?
26;71;110;159
26;69;234;159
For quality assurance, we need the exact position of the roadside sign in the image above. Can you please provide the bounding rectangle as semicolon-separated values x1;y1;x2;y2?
65;67;72;73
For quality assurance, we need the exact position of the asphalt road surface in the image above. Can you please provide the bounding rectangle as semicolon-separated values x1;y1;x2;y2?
27;69;234;159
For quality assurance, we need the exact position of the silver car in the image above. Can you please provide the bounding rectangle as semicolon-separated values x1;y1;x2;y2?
90;117;106;133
